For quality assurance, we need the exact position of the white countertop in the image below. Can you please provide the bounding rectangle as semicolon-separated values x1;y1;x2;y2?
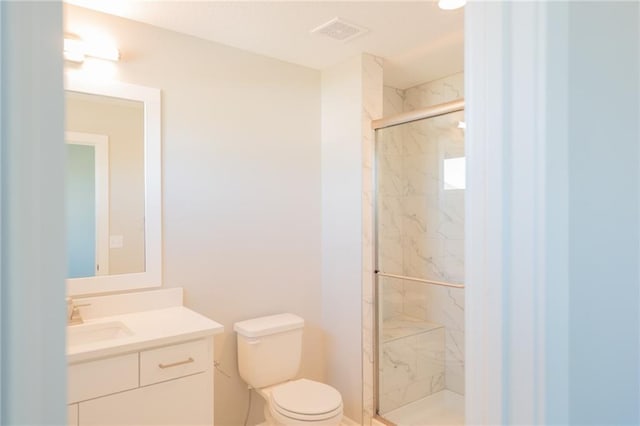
67;306;224;364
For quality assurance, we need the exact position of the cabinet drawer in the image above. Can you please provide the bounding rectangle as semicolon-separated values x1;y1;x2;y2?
68;353;138;403
140;339;209;386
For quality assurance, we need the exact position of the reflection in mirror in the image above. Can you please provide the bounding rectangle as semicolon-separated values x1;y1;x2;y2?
66;92;145;278
65;76;161;296
66;132;109;278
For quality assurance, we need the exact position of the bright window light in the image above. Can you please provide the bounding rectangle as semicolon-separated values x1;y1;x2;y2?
444;157;466;190
438;0;466;10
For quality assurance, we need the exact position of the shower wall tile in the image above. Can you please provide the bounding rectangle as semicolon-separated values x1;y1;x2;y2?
421;286;465;394
379;196;403;237
378;123;404;159
362;54;383;425
381;277;404;321
404;234;447;282
384;85;405;116
378;192;403;320
404;72;464;112
400;195;428;227
402;281;430;320
377;87;406;327
402;74;465;369
379;327;446;413
378;152;403;197
378;230;403;274
445;329;465;395
403;155;440;197
403;120;438;158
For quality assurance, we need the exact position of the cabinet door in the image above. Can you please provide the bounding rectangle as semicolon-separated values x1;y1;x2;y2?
79;371;213;425
68;353;139;403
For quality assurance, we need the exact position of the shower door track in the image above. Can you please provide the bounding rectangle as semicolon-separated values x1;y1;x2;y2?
374;271;465;289
371;98;464;130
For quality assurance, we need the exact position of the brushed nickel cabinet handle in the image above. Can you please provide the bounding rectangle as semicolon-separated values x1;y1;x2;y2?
158;357;194;369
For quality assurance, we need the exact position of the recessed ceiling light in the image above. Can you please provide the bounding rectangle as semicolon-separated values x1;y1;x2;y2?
438;0;466;10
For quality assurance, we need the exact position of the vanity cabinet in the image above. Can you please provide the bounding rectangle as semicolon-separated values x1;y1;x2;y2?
68;337;214;426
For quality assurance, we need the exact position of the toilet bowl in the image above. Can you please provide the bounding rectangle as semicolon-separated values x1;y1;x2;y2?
259;379;343;426
234;314;344;426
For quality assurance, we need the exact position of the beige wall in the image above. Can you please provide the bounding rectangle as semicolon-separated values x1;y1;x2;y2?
321;56;364;422
320;54;382;422
64;5;323;425
66;94;145;275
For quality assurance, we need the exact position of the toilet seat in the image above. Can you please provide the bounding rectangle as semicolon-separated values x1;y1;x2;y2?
269;379;343;422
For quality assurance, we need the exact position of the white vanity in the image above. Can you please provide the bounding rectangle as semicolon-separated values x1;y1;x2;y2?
64;78;223;424
67;288;223;426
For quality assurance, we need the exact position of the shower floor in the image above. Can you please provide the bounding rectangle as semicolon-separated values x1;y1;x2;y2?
383;389;464;426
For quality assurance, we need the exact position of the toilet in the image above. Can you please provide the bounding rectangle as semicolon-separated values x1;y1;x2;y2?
235;313;344;426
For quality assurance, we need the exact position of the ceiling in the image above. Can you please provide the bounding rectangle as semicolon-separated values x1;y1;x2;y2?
64;1;464;89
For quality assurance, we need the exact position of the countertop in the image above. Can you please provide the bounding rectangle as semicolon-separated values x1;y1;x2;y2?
67;306;224;364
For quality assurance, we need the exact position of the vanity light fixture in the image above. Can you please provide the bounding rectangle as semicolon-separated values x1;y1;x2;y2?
64;36;120;63
438;0;466;10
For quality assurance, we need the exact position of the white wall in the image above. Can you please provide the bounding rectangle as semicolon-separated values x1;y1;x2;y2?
321;56;364;422
321;53;382;423
64;6;323;425
1;1;67;424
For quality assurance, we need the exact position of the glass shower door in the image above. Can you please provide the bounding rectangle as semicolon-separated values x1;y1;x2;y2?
375;109;465;426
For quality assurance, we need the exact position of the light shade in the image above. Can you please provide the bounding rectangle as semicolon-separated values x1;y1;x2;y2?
64;37;120;63
438;0;466;10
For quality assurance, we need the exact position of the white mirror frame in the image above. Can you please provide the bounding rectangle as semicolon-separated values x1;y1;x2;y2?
65;73;162;296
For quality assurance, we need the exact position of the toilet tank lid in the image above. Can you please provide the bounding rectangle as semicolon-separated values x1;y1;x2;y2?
234;313;304;338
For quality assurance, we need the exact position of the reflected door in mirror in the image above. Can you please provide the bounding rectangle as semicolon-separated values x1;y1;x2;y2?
66;143;97;278
66;91;145;279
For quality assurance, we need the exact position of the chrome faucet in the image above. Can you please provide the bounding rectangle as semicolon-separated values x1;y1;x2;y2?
66;297;91;325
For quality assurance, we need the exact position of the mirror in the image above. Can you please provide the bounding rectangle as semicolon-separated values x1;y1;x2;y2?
66;93;145;278
65;75;161;296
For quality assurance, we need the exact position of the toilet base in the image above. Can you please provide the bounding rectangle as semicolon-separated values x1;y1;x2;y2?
256;415;357;426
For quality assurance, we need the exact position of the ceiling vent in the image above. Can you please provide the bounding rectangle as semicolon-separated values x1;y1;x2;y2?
310;17;368;43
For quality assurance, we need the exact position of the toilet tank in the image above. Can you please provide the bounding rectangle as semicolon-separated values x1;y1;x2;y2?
234;313;304;389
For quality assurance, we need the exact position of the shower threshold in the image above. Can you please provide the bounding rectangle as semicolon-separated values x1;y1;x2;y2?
382;389;464;426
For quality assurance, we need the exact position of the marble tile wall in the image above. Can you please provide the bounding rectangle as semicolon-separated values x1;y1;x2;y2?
402;73;465;396
379;87;405;322
379;325;445;413
376;72;466;412
403;73;464;113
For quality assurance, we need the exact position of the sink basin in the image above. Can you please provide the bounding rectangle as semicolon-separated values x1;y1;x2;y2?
68;321;133;347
